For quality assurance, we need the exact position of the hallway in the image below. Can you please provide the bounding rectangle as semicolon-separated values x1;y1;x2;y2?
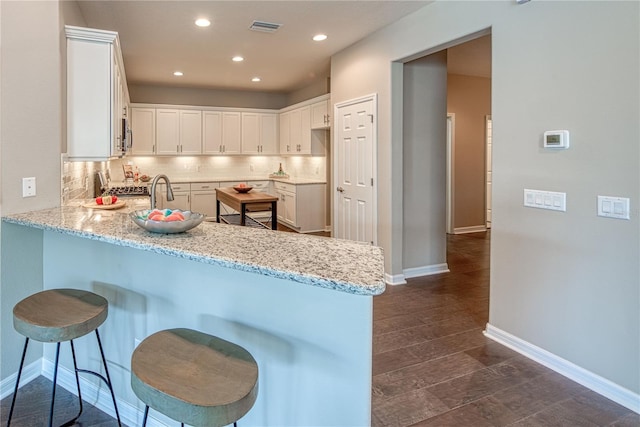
372;232;637;426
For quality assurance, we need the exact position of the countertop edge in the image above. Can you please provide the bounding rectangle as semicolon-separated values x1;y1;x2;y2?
2;215;385;296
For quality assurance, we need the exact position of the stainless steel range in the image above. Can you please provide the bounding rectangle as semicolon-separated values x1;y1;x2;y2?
106;186;150;197
95;171;150;197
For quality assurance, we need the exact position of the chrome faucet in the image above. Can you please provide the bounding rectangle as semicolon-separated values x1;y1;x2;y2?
150;174;174;209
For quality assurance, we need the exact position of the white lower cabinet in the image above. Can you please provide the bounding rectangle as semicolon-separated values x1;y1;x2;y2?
190;182;220;219
155;182;220;219
274;181;325;233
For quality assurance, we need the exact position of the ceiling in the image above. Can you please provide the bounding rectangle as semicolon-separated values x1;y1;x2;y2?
76;0;433;93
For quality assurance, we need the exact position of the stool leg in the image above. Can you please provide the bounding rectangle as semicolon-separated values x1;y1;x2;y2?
49;342;62;427
142;405;149;427
95;329;122;426
6;337;29;427
59;340;84;427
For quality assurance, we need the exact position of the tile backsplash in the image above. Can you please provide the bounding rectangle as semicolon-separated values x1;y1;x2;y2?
62;155;327;204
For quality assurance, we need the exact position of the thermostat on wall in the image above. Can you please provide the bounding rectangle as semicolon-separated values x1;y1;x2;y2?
543;130;570;149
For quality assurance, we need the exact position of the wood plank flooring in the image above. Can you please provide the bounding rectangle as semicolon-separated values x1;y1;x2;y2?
372;231;638;427
2;232;637;426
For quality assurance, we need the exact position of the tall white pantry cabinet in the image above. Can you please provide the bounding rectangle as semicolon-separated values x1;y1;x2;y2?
65;26;130;161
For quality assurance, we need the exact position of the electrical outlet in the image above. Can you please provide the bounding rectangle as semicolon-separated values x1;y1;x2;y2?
22;177;36;197
250;164;254;172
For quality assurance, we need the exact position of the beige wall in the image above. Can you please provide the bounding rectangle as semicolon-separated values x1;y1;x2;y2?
447;73;491;229
332;0;639;397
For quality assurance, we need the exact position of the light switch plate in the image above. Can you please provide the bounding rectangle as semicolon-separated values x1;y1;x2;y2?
524;189;566;212
597;196;630;220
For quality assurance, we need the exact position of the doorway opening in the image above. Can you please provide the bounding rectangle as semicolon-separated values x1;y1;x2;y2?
401;31;492;282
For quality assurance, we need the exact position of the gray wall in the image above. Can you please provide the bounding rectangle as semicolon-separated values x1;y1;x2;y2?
402;52;447;270
129;84;289;109
331;0;639;395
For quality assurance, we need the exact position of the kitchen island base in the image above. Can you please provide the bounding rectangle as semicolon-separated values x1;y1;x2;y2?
2;223;374;427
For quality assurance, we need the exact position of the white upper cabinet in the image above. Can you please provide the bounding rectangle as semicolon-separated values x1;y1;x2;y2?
155;109;202;155
130;108;156;155
65;26;130;161
155;109;180;155
281;103;326;156
242;113;278;154
222;112;242;154
202;111;223;154
311;100;330;129
179;110;202;154
279;111;291;154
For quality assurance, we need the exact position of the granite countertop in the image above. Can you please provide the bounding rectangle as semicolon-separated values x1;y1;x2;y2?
3;206;385;296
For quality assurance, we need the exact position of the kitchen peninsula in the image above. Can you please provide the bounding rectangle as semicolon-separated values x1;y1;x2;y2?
2;206;384;426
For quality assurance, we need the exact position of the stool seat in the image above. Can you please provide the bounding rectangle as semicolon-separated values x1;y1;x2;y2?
131;328;259;427
13;288;108;343
7;288;120;427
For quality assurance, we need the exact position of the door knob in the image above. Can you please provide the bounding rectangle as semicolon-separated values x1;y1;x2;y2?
337;186;345;193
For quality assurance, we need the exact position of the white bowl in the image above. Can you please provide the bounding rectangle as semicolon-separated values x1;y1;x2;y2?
130;209;205;234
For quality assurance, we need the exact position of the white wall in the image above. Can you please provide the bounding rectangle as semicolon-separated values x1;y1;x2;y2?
331;0;639;398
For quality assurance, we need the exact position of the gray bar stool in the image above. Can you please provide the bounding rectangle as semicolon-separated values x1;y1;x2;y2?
131;328;259;427
7;288;121;427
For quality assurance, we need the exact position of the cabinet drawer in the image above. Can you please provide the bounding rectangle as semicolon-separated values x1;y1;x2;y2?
168;183;190;192
191;182;219;191
248;181;270;192
274;181;295;193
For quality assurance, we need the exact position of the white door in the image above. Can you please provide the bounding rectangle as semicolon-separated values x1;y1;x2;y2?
334;96;376;244
485;115;492;228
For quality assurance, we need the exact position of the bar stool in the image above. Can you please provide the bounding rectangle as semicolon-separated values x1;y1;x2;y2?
7;288;121;427
131;328;259;427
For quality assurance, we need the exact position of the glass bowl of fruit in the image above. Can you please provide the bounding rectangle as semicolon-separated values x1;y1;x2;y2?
129;209;205;234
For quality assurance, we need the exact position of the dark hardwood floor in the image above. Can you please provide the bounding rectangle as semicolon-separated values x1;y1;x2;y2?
372;231;638;427
2;232;637;426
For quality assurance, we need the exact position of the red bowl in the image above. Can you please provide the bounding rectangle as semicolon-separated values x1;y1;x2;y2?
233;186;253;193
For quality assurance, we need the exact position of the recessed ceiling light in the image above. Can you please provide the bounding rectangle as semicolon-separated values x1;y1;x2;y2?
313;34;327;42
173;71;183;76
232;56;244;62
195;18;210;27
251;77;261;82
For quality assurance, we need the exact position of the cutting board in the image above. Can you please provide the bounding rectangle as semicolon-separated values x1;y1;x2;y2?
82;200;126;210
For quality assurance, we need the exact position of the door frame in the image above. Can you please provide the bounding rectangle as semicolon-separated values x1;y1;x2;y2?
332;93;378;245
446;113;456;234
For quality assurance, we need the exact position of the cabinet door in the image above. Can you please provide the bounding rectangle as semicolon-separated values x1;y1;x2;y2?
289;109;302;154
130;108;156;155
311;100;329;129
241;112;260;154
284;191;297;225
156;109;180;154
298;106;311;153
179;110;202;154
202;111;223;154
222;112;242;154
260;113;278;154
191;191;217;219
279;112;291;154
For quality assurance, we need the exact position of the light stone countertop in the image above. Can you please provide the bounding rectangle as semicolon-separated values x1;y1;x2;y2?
3;206;385;296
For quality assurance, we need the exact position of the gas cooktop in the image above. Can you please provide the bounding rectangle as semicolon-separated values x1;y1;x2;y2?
105;186;150;197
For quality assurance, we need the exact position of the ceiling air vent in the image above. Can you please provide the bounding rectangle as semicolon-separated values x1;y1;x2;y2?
249;20;282;33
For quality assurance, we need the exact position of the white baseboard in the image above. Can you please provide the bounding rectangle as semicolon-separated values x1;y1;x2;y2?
385;272;407;286
454;225;487;234
484;323;640;414
403;263;450;279
0;358;42;400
